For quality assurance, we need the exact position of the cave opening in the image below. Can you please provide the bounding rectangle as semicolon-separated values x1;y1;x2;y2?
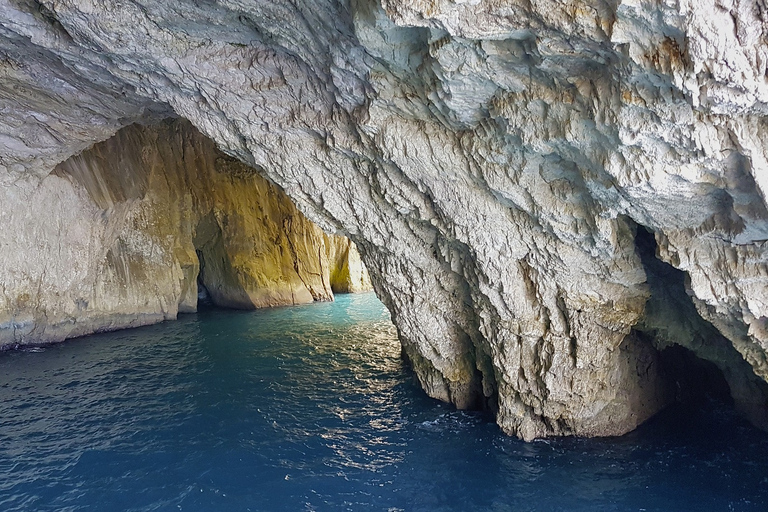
632;223;748;414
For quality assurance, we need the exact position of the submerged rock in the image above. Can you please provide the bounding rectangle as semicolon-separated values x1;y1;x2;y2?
1;0;767;438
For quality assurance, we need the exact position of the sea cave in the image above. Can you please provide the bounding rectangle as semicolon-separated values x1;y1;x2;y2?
2;0;768;509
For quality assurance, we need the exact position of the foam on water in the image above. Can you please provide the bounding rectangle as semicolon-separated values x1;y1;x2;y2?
1;293;767;511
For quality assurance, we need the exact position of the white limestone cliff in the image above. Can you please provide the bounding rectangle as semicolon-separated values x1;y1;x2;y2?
1;0;767;439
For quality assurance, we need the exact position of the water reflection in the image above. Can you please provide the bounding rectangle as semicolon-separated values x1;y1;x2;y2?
1;293;767;511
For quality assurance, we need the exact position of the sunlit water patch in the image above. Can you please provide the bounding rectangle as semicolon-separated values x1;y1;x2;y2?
1;293;767;511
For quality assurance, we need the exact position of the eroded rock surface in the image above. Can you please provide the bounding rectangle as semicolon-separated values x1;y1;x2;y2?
1;0;767;439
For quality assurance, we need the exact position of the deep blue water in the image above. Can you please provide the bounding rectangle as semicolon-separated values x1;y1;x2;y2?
1;293;768;511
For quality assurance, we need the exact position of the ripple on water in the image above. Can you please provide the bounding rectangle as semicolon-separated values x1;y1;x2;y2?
1;293;768;511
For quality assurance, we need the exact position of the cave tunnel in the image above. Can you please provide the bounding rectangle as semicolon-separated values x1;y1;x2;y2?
3;115;768;440
5;1;768;507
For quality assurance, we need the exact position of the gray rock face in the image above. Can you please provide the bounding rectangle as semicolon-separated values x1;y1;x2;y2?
1;0;767;439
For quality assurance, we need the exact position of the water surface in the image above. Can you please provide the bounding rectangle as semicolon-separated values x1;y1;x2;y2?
1;293;767;511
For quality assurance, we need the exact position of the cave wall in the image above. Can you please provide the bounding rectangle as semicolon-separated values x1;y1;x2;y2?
0;118;371;347
1;0;767;439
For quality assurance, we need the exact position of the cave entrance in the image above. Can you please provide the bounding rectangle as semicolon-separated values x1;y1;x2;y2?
632;222;768;426
633;223;733;408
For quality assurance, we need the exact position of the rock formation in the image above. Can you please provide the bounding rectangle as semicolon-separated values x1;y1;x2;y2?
1;0;767;439
1;118;371;346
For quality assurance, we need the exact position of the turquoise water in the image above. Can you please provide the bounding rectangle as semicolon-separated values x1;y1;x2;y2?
1;293;768;511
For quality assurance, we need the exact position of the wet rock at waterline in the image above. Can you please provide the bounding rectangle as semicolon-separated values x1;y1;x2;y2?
1;0;767;439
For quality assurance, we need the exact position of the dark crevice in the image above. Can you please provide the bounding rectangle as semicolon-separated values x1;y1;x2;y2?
459;366;489;412
658;344;733;406
195;249;213;309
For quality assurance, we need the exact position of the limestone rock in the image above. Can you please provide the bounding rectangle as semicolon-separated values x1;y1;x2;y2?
1;0;767;438
0;118;371;347
325;233;374;294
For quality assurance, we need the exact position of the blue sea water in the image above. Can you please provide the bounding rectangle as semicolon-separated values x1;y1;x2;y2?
1;292;767;511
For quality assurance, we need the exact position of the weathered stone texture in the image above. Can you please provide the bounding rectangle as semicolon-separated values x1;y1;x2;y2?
1;0;767;438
